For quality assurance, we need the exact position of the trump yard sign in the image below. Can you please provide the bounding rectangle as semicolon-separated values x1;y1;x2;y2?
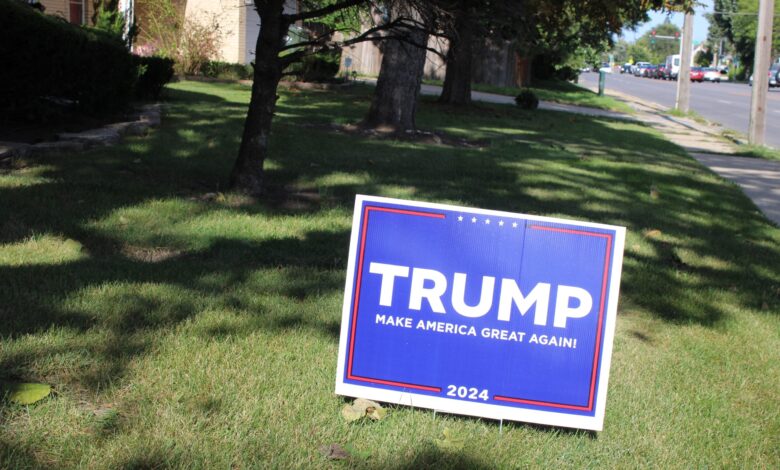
335;196;626;431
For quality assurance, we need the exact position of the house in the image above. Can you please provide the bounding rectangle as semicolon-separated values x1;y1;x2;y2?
184;0;297;65
341;33;526;87
35;0;95;25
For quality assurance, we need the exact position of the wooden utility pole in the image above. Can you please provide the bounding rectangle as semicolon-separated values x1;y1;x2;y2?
748;0;775;145
675;11;694;113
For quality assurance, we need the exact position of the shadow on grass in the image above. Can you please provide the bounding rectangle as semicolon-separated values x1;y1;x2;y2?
0;81;778;398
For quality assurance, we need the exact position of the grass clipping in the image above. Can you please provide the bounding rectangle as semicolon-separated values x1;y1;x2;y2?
341;398;387;422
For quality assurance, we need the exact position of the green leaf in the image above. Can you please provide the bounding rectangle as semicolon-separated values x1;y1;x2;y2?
2;382;52;405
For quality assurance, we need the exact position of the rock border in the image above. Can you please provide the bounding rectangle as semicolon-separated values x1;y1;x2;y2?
0;104;162;161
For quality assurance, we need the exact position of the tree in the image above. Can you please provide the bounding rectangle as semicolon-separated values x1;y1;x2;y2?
695;46;714;66
634;20;682;63
363;12;430;131
231;0;443;195
708;0;780;75
438;1;475;105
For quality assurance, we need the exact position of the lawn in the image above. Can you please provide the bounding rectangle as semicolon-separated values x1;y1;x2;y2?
1;80;778;468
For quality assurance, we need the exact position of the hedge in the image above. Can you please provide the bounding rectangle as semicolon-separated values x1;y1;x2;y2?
134;56;175;100
0;0;136;119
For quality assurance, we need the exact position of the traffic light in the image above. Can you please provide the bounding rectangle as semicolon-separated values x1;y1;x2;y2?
674;31;680;39
651;29;656;45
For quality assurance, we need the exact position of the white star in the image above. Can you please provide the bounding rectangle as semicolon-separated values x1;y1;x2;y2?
512;222;518;228
485;219;491;225
471;217;477;223
499;220;504;226
457;215;463;222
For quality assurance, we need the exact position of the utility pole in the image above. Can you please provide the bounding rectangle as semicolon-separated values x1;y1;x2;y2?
675;11;694;113
748;0;775;145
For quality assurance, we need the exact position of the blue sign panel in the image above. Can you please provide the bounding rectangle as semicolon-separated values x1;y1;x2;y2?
335;195;626;430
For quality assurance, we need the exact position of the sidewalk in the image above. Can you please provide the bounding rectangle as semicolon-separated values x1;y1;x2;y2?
419;80;779;226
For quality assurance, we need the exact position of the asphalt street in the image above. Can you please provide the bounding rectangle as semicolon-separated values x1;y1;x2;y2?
579;71;780;148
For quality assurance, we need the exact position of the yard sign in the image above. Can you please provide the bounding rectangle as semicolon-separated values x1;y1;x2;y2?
335;195;626;431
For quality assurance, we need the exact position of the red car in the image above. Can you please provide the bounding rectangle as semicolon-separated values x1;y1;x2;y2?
689;67;705;82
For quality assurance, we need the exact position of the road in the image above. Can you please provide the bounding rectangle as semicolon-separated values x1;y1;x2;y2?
579;72;780;148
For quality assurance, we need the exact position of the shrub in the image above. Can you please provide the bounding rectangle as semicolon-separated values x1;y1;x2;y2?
291;51;341;82
136;0;224;76
0;0;136;119
201;61;254;80
134;56;175;99
515;89;539;110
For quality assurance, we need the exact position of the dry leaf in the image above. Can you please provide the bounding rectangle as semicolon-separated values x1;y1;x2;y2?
341;398;387;422
320;444;350;460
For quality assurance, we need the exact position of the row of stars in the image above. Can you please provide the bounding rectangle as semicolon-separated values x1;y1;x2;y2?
457;215;519;228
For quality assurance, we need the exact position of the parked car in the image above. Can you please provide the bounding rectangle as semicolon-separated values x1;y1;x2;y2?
633;62;652;76
749;64;780;87
689;67;705;82
703;67;728;83
643;65;658;77
655;64;668;79
620;63;632;73
598;63;613;73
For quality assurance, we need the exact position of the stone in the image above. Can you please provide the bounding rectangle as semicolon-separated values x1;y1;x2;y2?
0;141;31;159
28;141;85;157
106;121;149;136
57;128;121;147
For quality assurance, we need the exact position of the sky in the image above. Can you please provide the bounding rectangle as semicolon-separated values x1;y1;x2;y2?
622;0;713;44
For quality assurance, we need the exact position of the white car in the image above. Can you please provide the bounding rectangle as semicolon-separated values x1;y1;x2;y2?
703;68;728;83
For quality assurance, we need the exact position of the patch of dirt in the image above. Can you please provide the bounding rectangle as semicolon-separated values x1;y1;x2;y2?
298;122;490;149
122;245;183;263
263;185;323;212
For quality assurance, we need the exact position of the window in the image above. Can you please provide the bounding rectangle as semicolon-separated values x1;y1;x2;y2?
69;0;84;25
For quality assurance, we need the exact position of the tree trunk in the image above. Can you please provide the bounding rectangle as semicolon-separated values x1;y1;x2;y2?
363;26;428;133
439;5;473;105
230;0;288;196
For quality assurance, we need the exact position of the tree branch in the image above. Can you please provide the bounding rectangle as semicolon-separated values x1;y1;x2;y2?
283;0;369;23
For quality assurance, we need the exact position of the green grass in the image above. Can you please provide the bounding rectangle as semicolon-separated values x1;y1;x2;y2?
1;80;778;468
423;78;634;114
733;144;780;161
666;107;709;125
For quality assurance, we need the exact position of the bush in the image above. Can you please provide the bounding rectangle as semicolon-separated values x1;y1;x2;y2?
515;89;539;110
201;61;254;80
0;0;136;119
134;56;175;99
554;66;579;82
291;51;341;82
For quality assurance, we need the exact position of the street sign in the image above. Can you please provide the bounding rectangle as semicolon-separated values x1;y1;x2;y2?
335;196;626;431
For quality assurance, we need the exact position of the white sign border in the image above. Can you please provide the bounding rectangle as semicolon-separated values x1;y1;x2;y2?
335;195;626;431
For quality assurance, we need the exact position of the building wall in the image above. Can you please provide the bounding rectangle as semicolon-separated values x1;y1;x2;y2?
185;0;297;65
184;0;243;63
39;0;95;25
